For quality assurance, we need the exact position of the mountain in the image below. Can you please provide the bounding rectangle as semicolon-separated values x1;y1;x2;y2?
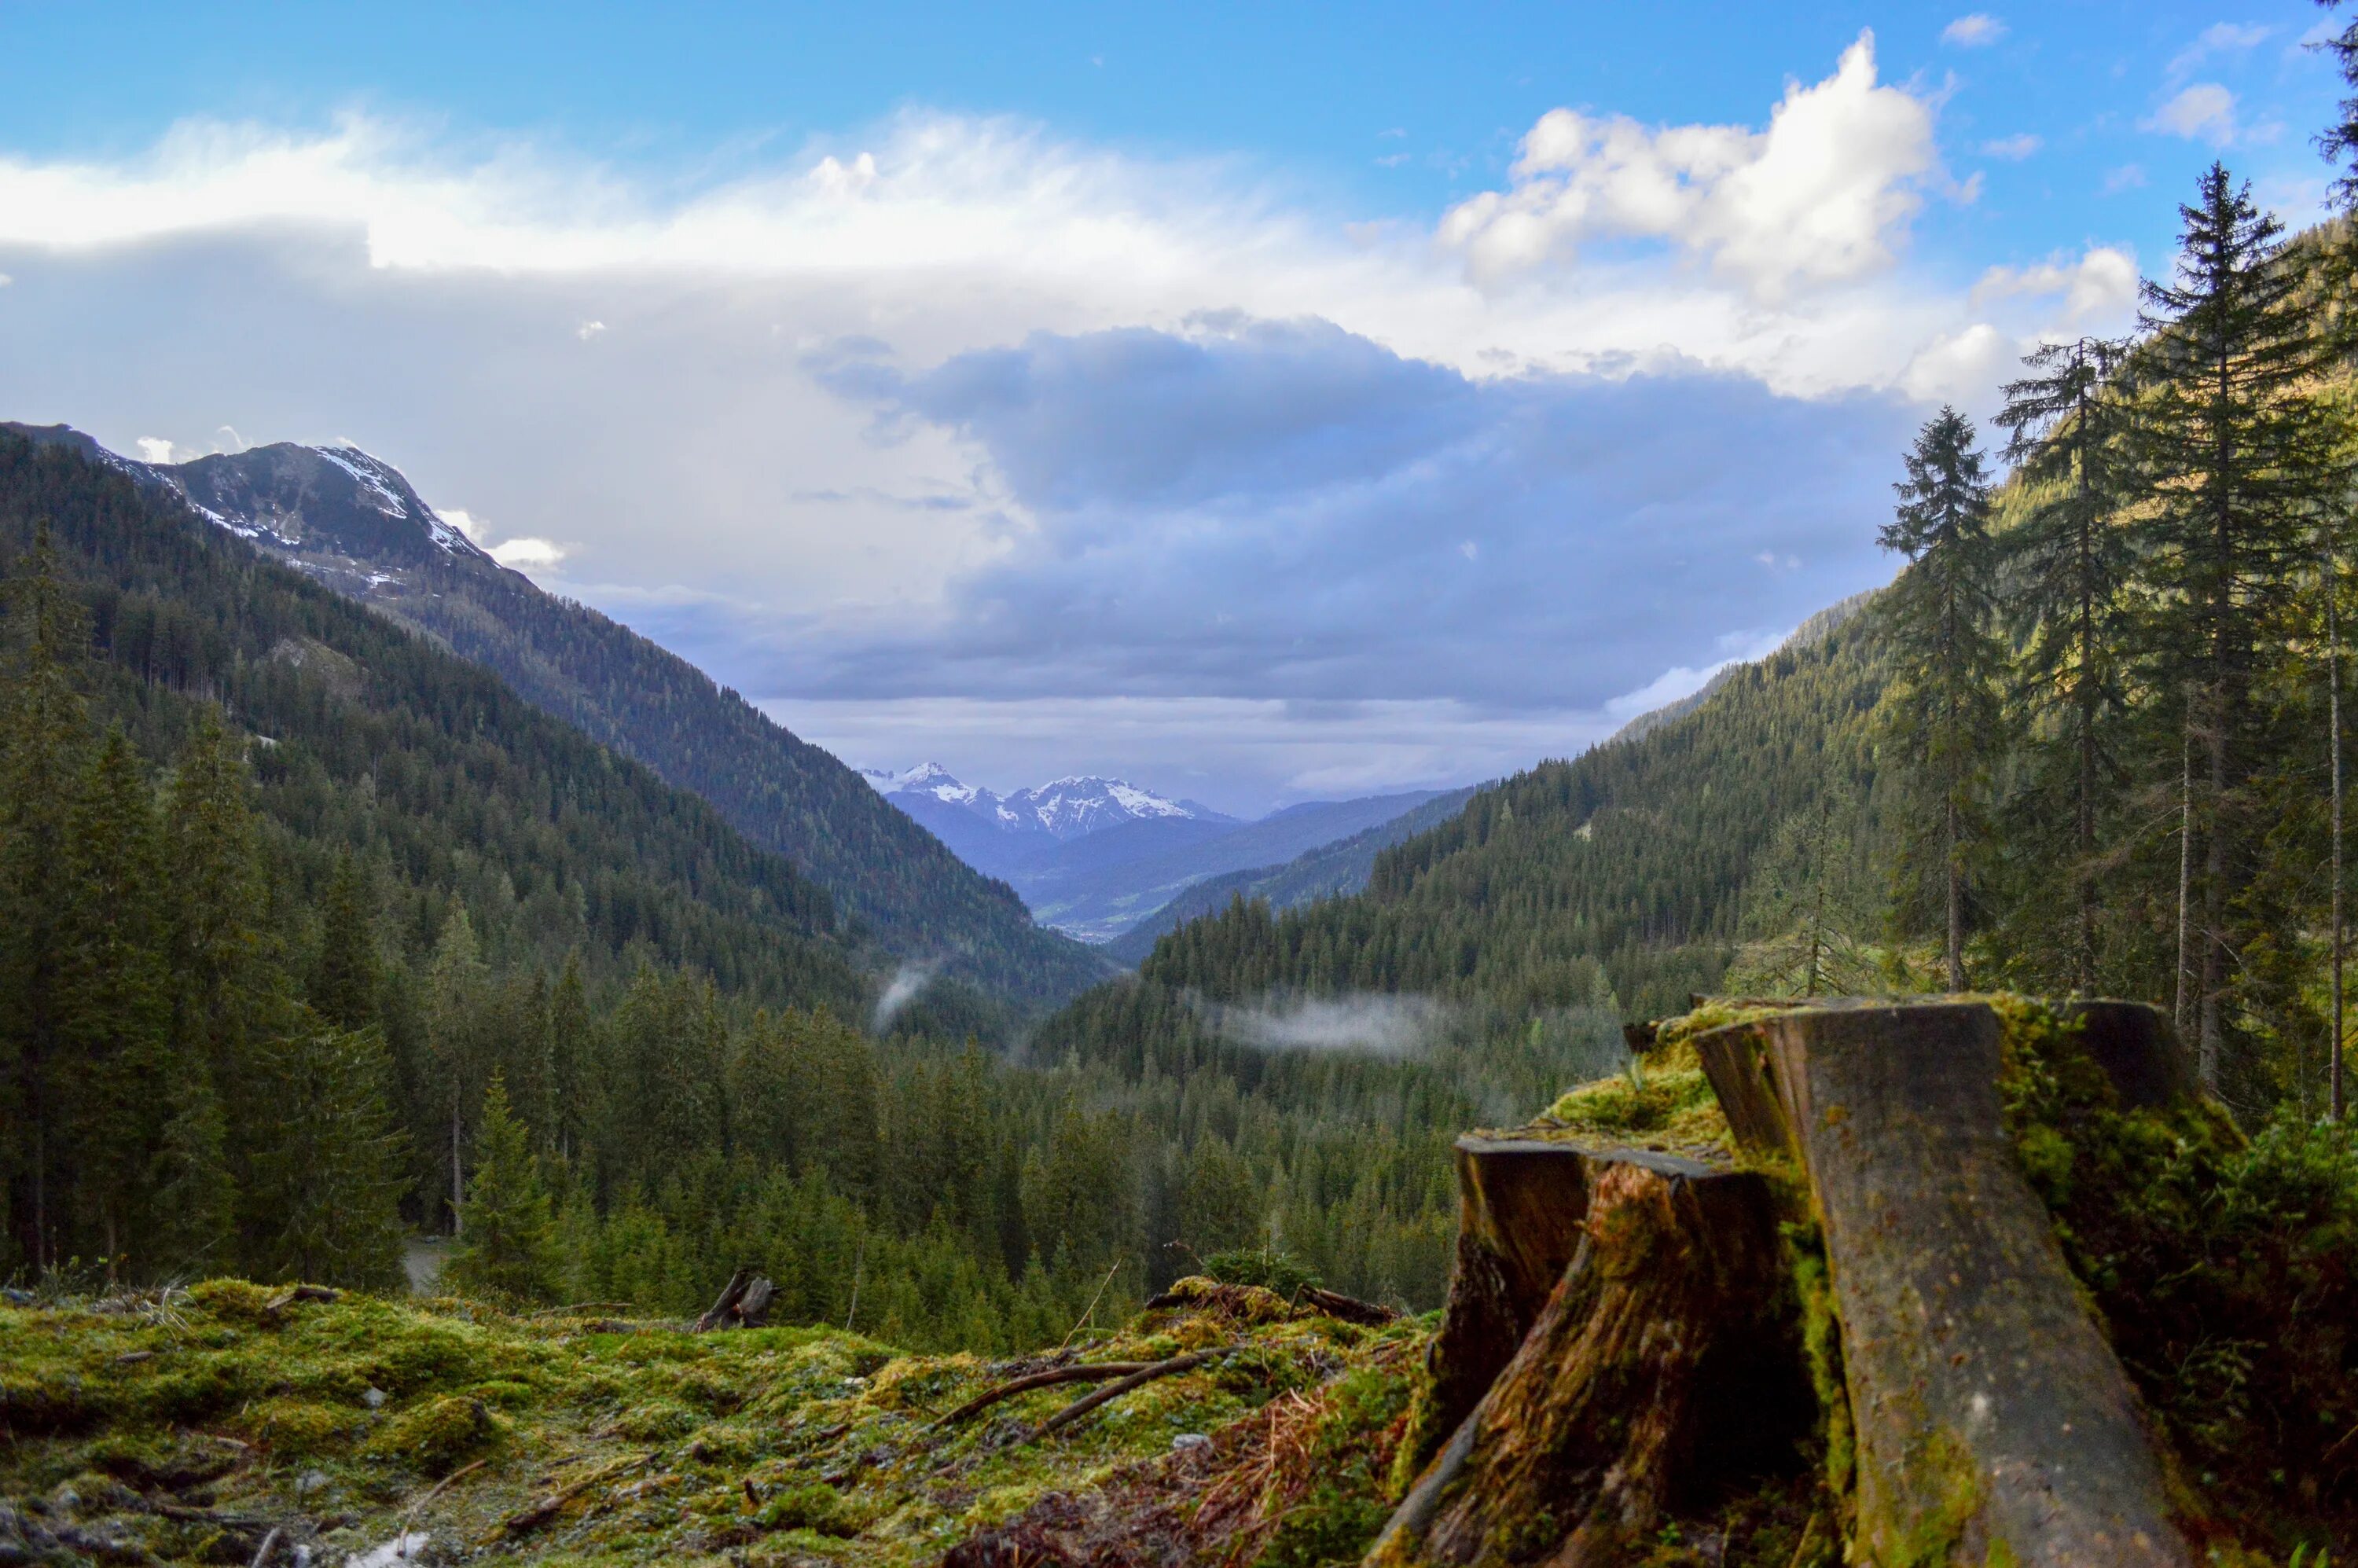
0;427;871;1016
2;425;1111;1009
859;765;1217;863
862;762;1451;942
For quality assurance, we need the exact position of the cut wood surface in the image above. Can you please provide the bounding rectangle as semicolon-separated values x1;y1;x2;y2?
1367;1152;1783;1566
1693;1001;2193;1566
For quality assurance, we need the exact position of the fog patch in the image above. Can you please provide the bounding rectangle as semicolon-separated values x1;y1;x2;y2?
872;963;935;1032
1201;992;1453;1057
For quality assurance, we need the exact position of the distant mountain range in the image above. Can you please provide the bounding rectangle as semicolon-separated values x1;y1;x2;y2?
4;424;1111;1010
861;762;1448;943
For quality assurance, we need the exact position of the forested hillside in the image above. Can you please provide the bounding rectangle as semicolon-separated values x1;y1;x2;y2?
1;424;1111;1010
1063;184;2358;1129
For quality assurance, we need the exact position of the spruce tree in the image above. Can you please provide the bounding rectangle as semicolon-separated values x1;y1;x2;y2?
245;1026;409;1289
2133;164;2327;1086
163;706;271;1092
446;1072;560;1303
0;523;90;1272
545;951;597;1166
58;728;170;1273
1996;336;2134;990
2318;0;2358;208
310;853;380;1034
425;902;488;1233
1879;407;2007;990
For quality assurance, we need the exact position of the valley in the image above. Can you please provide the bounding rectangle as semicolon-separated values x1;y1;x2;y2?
6;10;2358;1564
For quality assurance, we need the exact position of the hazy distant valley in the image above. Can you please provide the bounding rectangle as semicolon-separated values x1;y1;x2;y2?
860;762;1453;942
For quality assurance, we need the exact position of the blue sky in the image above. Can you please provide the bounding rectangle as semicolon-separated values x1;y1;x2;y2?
0;2;2349;811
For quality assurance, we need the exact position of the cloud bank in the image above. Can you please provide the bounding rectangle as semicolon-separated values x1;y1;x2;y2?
0;36;2142;810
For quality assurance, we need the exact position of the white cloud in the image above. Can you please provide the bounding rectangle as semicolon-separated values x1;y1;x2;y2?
1980;133;2041;160
0;272;12;286
1438;32;1938;301
437;506;485;542
1901;321;2011;402
1969;246;2137;323
490;537;566;569
2169;21;2272;77
2143;83;2239;145
1941;14;2007;47
575;318;605;340
134;435;175;463
2103;163;2148;193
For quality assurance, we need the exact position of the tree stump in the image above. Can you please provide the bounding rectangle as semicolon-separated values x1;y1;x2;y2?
1367;1152;1786;1566
1407;1138;1599;1474
1691;1001;2194;1566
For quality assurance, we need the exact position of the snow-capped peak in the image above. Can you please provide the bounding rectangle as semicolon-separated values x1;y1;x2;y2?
312;443;488;560
861;762;980;805
861;764;1202;842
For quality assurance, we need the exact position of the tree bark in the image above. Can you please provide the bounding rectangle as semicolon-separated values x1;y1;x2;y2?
1405;1137;1601;1474
1691;1002;2193;1566
1365;1155;1784;1567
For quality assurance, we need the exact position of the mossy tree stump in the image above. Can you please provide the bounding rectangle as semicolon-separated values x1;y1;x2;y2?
1693;1001;2195;1566
1371;1148;1794;1566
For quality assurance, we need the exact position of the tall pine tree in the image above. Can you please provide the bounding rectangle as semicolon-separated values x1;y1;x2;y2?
2133;163;2327;1087
1879;407;2007;990
446;1072;559;1304
58;728;170;1273
1996;335;2136;991
0;523;90;1272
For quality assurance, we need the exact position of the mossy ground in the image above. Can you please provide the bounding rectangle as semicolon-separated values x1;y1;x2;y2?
0;1276;1426;1566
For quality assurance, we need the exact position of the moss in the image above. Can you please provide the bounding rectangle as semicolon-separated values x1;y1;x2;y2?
0;1258;1424;1562
362;1394;506;1475
237;1396;352;1459
1538;1050;1731;1159
612;1399;702;1442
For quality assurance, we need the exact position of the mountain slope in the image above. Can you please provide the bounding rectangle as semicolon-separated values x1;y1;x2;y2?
0;428;870;1013
2;425;1110;1008
1036;609;1890;1090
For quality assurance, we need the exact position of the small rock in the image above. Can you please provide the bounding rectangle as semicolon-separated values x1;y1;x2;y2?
0;1287;34;1307
362;1387;387;1410
296;1470;332;1497
1171;1433;1212;1452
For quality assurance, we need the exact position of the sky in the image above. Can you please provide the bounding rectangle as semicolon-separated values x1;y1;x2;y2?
0;2;2349;815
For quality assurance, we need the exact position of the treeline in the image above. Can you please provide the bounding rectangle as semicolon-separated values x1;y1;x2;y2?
0;441;1610;1340
1864;170;2353;1116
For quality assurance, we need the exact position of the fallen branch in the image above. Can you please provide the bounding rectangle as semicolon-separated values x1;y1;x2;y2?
1027;1350;1225;1444
1295;1286;1399;1327
933;1362;1156;1428
247;1526;281;1568
523;1301;634;1319
263;1285;337;1313
1058;1259;1124;1351
484;1451;657;1540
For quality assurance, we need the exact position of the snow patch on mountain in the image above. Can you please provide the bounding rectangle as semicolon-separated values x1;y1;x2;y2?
863;765;1202;839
